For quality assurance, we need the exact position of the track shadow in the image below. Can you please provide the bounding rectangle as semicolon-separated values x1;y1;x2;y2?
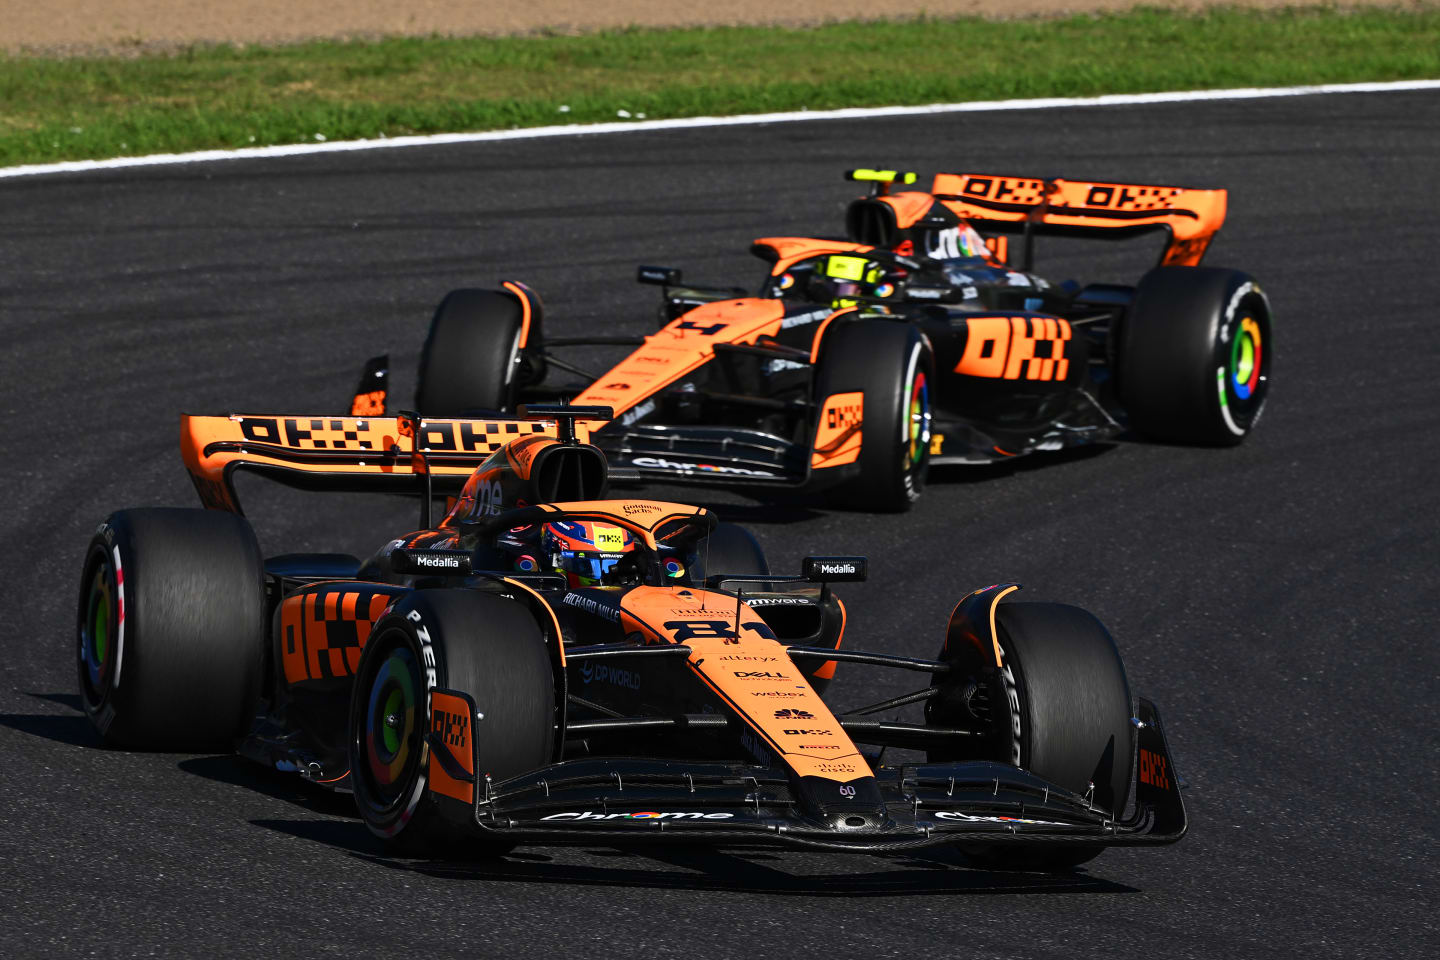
0;712;103;748
928;441;1119;487
28;692;84;711
253;818;1136;897
0;691;103;748
25;690;1134;897
179;755;359;818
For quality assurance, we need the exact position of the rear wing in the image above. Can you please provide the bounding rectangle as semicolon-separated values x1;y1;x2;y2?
181;413;586;514
929;173;1227;267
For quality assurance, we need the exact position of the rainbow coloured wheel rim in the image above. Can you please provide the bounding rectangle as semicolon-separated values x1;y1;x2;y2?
1216;298;1271;438
362;644;421;807
903;369;931;470
79;555;116;705
1230;316;1263;401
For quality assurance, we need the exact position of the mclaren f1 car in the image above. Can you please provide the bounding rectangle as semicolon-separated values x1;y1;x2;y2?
78;406;1184;867
400;169;1271;512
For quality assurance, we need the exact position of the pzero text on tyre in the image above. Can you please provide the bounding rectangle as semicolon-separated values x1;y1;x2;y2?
947;600;1134;871
348;590;554;853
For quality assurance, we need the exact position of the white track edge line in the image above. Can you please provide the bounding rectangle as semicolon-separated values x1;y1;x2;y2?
4;78;1439;181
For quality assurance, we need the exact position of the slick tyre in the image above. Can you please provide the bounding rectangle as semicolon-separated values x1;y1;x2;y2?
349;590;554;856
415;288;537;416
813;319;933;512
1118;266;1272;444
76;509;266;750
968;602;1134;871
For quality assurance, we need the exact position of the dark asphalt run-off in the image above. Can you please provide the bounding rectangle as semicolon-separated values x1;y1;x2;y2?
1;90;1437;958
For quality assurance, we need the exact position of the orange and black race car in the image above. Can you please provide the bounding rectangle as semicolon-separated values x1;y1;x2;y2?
396;169;1271;511
78;407;1184;865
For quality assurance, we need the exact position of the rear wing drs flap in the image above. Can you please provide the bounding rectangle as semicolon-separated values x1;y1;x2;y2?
181;413;585;514
929;172;1227;267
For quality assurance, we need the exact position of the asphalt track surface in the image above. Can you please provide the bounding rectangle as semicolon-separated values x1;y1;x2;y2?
3;91;1438;958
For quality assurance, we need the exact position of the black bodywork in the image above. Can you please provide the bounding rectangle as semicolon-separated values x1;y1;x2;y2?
229;420;1186;853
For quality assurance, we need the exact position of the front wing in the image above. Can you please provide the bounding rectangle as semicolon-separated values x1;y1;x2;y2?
442;697;1185;853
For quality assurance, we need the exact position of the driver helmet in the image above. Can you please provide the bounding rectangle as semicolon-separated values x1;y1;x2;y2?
543;520;637;587
808;253;905;307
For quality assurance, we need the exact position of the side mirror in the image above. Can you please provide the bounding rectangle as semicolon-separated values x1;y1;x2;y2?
803;556;867;582
637;265;683;286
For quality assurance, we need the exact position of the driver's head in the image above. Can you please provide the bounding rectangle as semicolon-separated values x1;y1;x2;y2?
807;254;903;307
542;520;637;588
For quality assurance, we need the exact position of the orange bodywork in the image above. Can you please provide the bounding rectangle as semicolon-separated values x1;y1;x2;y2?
279;589;398;684
180;414;580;511
871;191;939;231
428;690;476;804
501;280;537;350
927;173;1227;267
572;299;788;423
751;237;877;276
955;316;1074;382
812;391;863;469
616;585;869;783
944;583;1020;669
807;595;845;682
349;390;386;417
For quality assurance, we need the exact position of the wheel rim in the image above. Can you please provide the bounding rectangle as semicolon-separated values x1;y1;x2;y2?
79;559;116;703
1229;315;1263;401
361;643;421;807
898;345;933;495
1217;294;1271;436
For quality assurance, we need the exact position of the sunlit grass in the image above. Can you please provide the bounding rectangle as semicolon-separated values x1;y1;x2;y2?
2;6;1438;166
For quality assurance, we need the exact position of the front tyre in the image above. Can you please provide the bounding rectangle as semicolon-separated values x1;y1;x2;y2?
348;590;555;855
76;509;266;750
813;319;933;512
930;601;1134;871
415;288;540;417
1118;266;1272;444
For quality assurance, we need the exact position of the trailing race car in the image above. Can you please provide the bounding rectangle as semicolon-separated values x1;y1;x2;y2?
402;169;1271;511
78;406;1185;867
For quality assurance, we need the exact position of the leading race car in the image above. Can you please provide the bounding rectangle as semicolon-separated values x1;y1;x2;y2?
401;168;1271;512
77;406;1185;868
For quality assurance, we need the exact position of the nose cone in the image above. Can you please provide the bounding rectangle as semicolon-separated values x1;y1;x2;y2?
793;774;893;832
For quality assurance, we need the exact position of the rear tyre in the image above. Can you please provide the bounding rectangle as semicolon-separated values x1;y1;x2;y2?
348;590;554;856
813;319;933;512
1118;266;1272;444
415;289;536;416
76;509;266;750
941;601;1134;871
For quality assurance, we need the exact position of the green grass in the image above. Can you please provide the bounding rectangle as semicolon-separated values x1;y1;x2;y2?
3;5;1439;167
